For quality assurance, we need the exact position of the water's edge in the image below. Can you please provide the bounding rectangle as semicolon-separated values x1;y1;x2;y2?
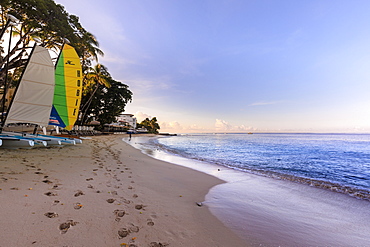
127;135;370;201
123;136;370;246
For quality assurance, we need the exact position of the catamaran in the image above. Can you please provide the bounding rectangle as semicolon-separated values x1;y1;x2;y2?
0;44;83;148
0;45;55;148
0;136;34;149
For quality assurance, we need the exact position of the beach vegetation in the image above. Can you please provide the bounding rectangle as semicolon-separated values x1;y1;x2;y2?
79;76;132;129
139;117;160;134
79;63;111;124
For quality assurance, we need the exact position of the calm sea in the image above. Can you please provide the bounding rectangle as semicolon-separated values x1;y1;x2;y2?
137;133;370;200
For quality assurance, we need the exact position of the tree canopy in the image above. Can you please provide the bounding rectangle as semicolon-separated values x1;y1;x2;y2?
139;117;160;134
79;77;132;127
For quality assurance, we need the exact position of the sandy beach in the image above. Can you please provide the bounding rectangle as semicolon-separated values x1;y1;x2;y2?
0;135;247;247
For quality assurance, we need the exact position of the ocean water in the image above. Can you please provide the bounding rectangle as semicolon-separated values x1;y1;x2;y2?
125;133;370;246
138;133;370;200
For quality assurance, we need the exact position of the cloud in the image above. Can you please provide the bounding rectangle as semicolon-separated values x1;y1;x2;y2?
215;119;255;132
215;119;232;131
134;111;151;122
144;118;256;133
160;121;184;131
160;122;209;133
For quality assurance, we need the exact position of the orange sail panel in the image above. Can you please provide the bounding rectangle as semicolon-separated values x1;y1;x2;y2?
49;44;82;130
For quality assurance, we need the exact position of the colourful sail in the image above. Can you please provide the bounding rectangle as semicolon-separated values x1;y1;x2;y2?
5;45;55;126
49;44;82;130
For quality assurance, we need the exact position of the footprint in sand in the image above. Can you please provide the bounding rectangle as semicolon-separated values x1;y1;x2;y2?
114;209;126;221
52;184;61;190
59;220;78;234
74;190;84;197
114;209;126;217
147;219;155;226
129;225;140;233
106;198;115;203
44;212;58;218
117;225;140;239
135;204;145;210
149;242;169;247
120;198;131;204
44;191;57;196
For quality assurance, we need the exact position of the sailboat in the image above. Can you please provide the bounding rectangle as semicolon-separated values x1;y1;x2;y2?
49;44;82;131
0;136;35;149
4;45;55;126
0;45;55;148
1;44;83;148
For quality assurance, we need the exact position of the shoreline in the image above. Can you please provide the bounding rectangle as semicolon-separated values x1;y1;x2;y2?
126;134;370;246
0;135;247;246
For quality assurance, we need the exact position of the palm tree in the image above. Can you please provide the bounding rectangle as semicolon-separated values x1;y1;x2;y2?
77;30;104;69
140;117;160;134
79;63;111;124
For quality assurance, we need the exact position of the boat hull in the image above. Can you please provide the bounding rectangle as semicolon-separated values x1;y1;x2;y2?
0;136;34;149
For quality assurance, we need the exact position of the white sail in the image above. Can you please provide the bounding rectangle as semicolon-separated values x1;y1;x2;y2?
4;45;54;126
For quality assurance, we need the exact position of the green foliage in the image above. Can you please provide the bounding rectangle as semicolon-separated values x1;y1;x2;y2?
0;0;101;78
79;77;132;127
79;63;111;124
140;117;160;134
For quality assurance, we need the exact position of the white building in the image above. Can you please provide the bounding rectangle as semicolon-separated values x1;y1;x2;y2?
116;114;137;129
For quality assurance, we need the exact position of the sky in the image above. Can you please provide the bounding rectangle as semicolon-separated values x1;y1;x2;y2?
55;0;370;133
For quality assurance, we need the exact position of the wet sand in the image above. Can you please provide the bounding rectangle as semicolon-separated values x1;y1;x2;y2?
0;135;247;246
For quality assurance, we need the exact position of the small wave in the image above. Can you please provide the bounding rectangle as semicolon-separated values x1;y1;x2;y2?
154;143;370;201
159;149;370;201
129;135;370;202
253;169;370;201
